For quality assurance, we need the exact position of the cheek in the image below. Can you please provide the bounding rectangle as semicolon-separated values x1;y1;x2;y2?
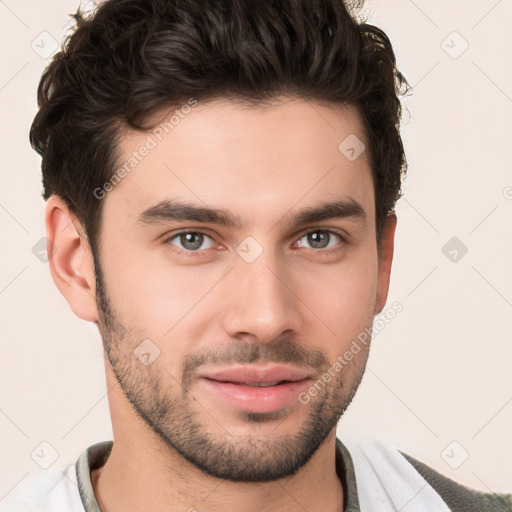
103;262;218;371
142;264;227;318
107;260;229;372
297;253;378;348
104;241;219;326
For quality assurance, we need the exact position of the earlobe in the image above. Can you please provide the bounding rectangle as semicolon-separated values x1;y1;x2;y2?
375;212;397;315
45;195;99;323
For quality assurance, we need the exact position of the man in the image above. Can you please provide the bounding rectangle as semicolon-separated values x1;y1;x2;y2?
3;0;511;510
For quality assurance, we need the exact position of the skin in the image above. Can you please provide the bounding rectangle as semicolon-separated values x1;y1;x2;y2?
46;96;396;512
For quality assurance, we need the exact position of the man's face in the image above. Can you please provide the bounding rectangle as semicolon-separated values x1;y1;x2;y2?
93;97;388;482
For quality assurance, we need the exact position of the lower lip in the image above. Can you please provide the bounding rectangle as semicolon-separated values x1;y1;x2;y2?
200;378;311;413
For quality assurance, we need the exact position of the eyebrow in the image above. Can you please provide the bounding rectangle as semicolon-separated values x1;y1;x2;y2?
135;197;367;230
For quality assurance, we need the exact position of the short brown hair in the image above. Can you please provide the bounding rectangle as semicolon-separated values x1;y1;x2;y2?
30;0;410;260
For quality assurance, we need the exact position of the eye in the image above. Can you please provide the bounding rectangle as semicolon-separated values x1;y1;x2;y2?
166;231;216;252
164;228;346;257
295;230;343;251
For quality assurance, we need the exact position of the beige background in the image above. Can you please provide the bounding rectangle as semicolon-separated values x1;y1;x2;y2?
1;0;511;502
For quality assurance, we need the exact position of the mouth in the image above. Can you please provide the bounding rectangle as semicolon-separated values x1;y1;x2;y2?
198;364;313;384
197;365;313;413
207;380;293;387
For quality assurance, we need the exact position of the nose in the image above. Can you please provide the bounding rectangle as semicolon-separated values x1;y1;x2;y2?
221;248;303;344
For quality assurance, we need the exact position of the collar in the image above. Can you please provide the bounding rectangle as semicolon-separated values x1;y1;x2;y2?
76;437;360;511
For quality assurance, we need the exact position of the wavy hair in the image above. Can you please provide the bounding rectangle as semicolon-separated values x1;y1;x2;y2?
30;0;410;258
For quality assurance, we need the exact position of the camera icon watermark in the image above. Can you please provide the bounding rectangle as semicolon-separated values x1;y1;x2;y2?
441;31;469;60
31;441;59;469
236;236;263;263
441;441;469;469
31;31;60;59
134;338;161;366
442;236;468;263
338;134;365;162
32;237;58;263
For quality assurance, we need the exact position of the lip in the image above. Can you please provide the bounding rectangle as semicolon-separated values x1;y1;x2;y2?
198;364;314;413
198;364;313;384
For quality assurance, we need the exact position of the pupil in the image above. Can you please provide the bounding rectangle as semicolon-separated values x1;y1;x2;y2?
308;231;329;249
182;232;202;250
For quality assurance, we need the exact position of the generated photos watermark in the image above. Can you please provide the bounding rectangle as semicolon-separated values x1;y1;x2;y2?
93;97;198;200
298;300;403;405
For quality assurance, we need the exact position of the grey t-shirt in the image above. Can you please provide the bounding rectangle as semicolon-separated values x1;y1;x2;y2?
1;437;510;511
75;439;512;512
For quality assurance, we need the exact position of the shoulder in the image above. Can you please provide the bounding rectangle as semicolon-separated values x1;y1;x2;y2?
338;435;512;512
0;462;83;512
400;450;512;512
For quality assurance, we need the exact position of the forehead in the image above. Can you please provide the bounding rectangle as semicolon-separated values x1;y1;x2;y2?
104;97;374;229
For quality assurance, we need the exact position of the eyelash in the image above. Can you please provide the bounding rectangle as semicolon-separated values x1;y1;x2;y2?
163;229;346;257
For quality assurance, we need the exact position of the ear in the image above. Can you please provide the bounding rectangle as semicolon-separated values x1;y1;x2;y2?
375;212;397;315
45;195;99;323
